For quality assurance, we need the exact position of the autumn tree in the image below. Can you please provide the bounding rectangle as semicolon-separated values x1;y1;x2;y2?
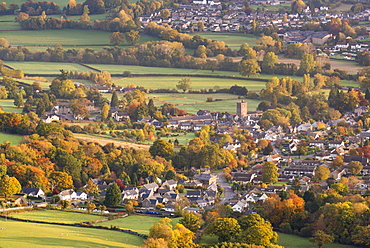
348;161;363;175
262;52;278;74
310;230;334;248
101;103;110;120
49;171;73;191
83;178;100;196
238;58;261;78
176;78;192;93
0;175;21;197
104;182;121;206
262;162;278;184
125;30;140;45
299;53;316;75
86;201;96;213
207;218;241;242
149;139;174;160
59;200;70;210
292;0;307;14
352;225;370;247
313;166;330;182
109;32;125;46
179;213;201;233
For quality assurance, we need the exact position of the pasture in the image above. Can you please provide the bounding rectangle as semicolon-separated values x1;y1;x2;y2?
98;215;180;235
149;93;262;114
0;99;23;113
5;0;85;8
0;132;23;145
12;210;105;224
113;76;267;92
192;32;260;49
0;219;143;248
5;61;91;74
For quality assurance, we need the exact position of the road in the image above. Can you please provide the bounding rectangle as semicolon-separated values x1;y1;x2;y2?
216;173;236;204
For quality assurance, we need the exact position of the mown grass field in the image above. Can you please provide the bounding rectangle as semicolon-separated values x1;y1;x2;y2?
0;99;23;113
5;61;91;74
192;32;259;49
12;210;105;224
149;93;262;114
0;219;143;248
113;76;267;92
200;233;357;248
250;3;291;12
0;132;23;145
5;0;85;8
98;215;180;236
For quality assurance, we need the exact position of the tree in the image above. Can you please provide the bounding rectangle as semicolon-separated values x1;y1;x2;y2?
160;9;170;19
149;139;174;160
348;161;363;175
104;182;121;206
207;218;241;242
110;90;119;107
176;78;192;93
262;52;278;74
125;30;140;45
262;162;278;184
85;201;96;213
0;175;21;197
69;98;89;119
49;171;73;191
310;230;334;248
313;166;330;182
352;225;370;247
59;200;70;210
101;103;110;121
179;213;200;233
109;32;125;46
299;53;316;75
83;178;100;196
292;0;307;14
14;92;24;108
238;58;261;78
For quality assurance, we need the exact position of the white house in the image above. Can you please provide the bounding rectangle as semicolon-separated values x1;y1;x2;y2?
59;189;77;200
22;187;45;198
232;200;249;213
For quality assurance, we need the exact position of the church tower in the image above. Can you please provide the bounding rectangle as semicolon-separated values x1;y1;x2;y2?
237;100;248;118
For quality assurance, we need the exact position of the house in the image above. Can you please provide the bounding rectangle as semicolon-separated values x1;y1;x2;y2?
232;200;249;212
189;180;203;188
267;154;281;163
194;173;217;186
76;191;88;200
4;194;28;206
122;188;139;200
328;141;344;149
161;180;177;191
59;189;77;200
315;152;332;160
140;183;159;194
42;114;60;123
298;123;313;132
344;155;368;166
21;187;45;198
309;140;325;149
223;142;241;151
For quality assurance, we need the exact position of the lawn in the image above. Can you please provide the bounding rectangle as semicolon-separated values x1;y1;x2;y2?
5;61;91;74
4;0;85;8
250;3;291;12
0;132;23;145
12;210;105;224
98;215;180;235
332;4;352;12
0;99;23;113
192;32;260;49
113;76;267;92
0;219;143;248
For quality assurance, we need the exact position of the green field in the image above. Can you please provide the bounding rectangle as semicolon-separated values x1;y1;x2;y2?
192;32;259;49
4;0;85;8
113;76;267;92
0;132;23;145
332;4;352;12
0;99;23;113
98;215;180;235
149;93;262;114
0;219;143;248
12;210;105;224
5;61;91;74
250;3;291;12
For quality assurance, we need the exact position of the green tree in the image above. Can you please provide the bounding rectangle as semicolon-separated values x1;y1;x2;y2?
0;175;21;197
176;78;192;93
149;139;175;160
125;30;140;45
109;32;125;46
310;230;334;248
262;52;278;74
207;218;241;242
179;213;201;233
299;53;316;75
238;58;261;78
110;90;119;107
348;161;363;175
14;92;24;108
104;182;121;206
262;162;278;184
59;200;70;210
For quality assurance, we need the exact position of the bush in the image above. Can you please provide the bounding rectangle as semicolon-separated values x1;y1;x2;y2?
280;222;292;234
206;97;213;102
123;71;131;77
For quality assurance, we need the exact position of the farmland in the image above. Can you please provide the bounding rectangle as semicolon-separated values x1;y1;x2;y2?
0;99;23;113
12;210;105;224
98;215;180;235
0;132;23;145
0;219;143;248
5;61;91;74
191;32;259;49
